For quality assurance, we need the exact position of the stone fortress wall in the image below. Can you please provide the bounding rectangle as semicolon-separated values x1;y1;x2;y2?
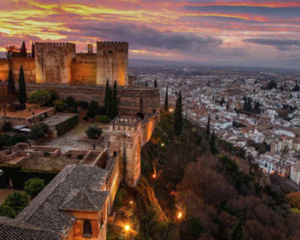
0;41;128;86
35;42;76;84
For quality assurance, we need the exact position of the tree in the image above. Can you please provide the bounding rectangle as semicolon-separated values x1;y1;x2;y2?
5;45;20;58
220;97;226;106
0;88;10;117
206;115;210;136
87;100;100;118
210;130;217;155
154;79;158;88
2;122;12;132
110;80;118;119
31;43;35;58
0;192;28;218
229;216;244;240
86;125;102;139
18;66;26;106
24;178;45;198
145;81;148;87
286;192;300;209
179;91;182;105
164;86;169;112
29;123;49;140
20;41;27;57
29;90;51;107
174;97;183;135
7;69;15;95
180;217;204;240
105;79;110;116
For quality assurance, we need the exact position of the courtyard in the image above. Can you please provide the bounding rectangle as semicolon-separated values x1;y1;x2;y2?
0;103;53;119
42;123;110;153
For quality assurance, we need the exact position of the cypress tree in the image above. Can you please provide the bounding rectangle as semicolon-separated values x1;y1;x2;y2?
111;80;118;119
154;79;157;88
31;43;35;58
229;216;244;240
164;86;169;111
206;115;210;136
210;130;217;155
174;97;183;135
105;79;110;116
109;87;113;119
145;82;148;87
20;41;27;57
179;91;182;105
7;69;15;95
18;66;26;106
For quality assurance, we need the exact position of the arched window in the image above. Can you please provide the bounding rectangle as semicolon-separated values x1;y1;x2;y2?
83;220;92;238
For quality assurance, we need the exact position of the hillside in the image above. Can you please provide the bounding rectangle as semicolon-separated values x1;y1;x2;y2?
110;112;300;240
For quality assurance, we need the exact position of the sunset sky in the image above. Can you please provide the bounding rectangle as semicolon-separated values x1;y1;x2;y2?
1;0;300;68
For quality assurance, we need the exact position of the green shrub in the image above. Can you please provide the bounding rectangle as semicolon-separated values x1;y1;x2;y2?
2;122;12;132
77;101;89;109
86;125;102;139
0;134;17;150
29;90;51;107
83;115;89;122
64;96;76;108
0;192;28;218
87;100;100;118
24;178;45;198
29;123;49;140
14;134;28;143
44;152;50;157
99;115;110;124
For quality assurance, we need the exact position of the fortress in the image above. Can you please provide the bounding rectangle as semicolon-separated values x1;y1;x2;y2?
0;41;161;239
0;41;129;86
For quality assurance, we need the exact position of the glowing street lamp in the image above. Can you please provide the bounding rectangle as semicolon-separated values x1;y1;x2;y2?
129;201;133;204
177;212;182;220
161;143;165;147
125;225;130;231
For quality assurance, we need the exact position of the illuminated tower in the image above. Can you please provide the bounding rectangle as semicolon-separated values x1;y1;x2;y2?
96;42;128;86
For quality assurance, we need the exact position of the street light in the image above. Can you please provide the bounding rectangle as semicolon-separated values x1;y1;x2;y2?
125;225;130;231
177;212;182;220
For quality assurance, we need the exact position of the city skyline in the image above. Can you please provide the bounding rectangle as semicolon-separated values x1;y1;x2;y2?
1;0;300;69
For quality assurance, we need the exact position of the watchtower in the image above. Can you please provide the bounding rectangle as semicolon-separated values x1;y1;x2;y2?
96;42;128;86
35;42;76;84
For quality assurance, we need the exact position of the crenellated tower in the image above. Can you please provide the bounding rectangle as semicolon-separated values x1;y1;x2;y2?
35;42;76;84
97;41;128;86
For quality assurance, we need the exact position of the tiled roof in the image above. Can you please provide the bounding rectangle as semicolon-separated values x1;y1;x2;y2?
61;189;108;212
0;218;59;240
15;165;108;237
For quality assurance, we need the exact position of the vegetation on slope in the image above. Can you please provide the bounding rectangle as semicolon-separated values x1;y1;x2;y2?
111;112;300;240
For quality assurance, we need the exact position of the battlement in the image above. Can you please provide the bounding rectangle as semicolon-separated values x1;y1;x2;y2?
35;42;76;51
97;41;128;50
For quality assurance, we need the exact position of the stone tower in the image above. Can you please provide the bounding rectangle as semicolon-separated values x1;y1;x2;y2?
96;42;128;86
35;42;76;84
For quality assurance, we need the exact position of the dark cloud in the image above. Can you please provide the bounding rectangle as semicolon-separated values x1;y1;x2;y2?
63;21;223;55
243;38;300;51
184;5;300;20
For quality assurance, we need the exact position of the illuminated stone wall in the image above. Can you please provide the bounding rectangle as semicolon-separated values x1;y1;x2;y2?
35;42;76;84
97;42;128;86
11;57;36;83
0;58;35;83
71;54;97;85
0;59;9;81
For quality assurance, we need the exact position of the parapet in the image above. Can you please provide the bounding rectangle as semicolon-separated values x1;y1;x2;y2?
35;42;76;51
97;41;128;51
